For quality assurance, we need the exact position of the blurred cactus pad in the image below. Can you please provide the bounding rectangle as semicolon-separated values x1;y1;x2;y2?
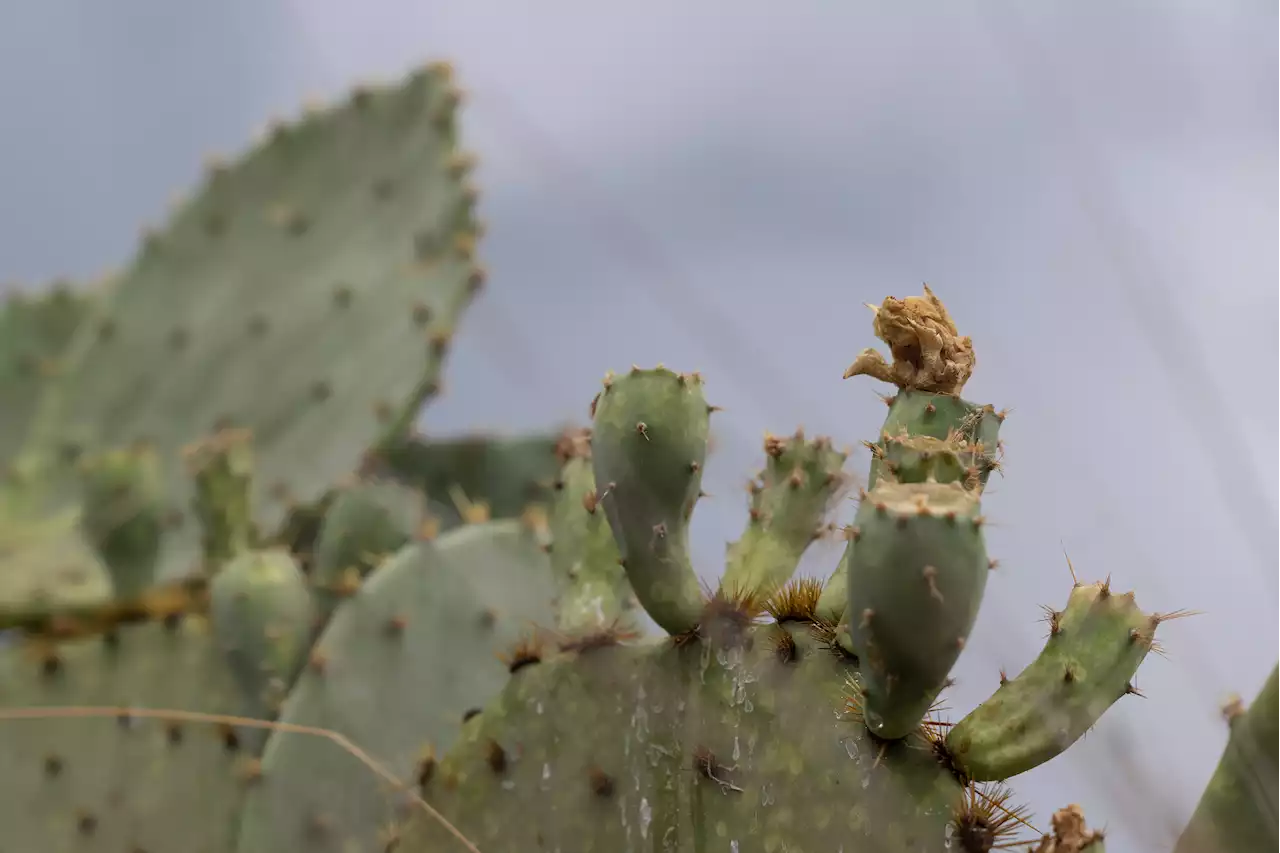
0;61;1274;853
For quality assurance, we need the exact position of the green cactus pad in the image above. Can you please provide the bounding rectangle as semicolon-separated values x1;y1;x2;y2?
210;548;315;729
590;367;709;635
720;429;850;604
1173;663;1278;853
869;392;1002;492
946;581;1157;781
0;283;93;471
310;478;423;620
234;519;556;853
374;432;565;526
845;481;990;741
76;444;165;599
0;617;248;853
399;624;983;853
25;61;485;589
547;435;633;636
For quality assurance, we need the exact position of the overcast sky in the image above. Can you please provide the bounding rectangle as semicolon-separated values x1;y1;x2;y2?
1;3;1276;850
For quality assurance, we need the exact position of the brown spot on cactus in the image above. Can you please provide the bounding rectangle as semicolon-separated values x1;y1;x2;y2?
166;722;185;745
310;380;332;402
587;766;615;798
43;754;63;777
501;632;544;674
219;723;241;752
415;748;436;792
484;739;507;774
461;708;482;724
76;809;98;836
247;313;269;337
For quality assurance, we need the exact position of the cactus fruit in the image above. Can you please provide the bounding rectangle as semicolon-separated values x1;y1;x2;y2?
234;520;557;852
210;548;315;729
75;443;165;600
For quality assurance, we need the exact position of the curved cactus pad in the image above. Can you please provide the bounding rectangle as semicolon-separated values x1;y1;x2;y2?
26;61;485;584
400;624;990;853
0;283;93;471
235;519;556;853
0;618;247;853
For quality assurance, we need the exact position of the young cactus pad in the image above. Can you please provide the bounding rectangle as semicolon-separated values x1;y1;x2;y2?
21;61;486;590
844;480;991;741
945;579;1166;781
589;367;711;635
234;519;557;853
76;443;166;600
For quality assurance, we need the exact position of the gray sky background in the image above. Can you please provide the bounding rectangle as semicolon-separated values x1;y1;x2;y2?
1;3;1276;850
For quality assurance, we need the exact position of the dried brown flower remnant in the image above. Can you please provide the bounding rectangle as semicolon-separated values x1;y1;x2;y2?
843;283;975;395
1030;804;1105;852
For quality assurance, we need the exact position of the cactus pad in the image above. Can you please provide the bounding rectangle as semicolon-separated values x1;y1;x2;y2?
591;367;710;635
234;520;556;852
24;61;486;589
400;622;985;853
0;618;247;853
844;481;990;740
721;429;850;603
946;580;1159;781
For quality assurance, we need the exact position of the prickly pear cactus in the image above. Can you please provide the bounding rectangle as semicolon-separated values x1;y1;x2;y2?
17;61;485;596
0;282;94;471
235;520;557;852
400;287;1145;853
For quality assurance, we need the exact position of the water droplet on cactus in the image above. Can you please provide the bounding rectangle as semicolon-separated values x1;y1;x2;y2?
638;797;653;839
863;706;887;736
841;736;861;763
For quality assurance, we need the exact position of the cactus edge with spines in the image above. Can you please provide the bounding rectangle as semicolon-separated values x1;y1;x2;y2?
399;285;1138;852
